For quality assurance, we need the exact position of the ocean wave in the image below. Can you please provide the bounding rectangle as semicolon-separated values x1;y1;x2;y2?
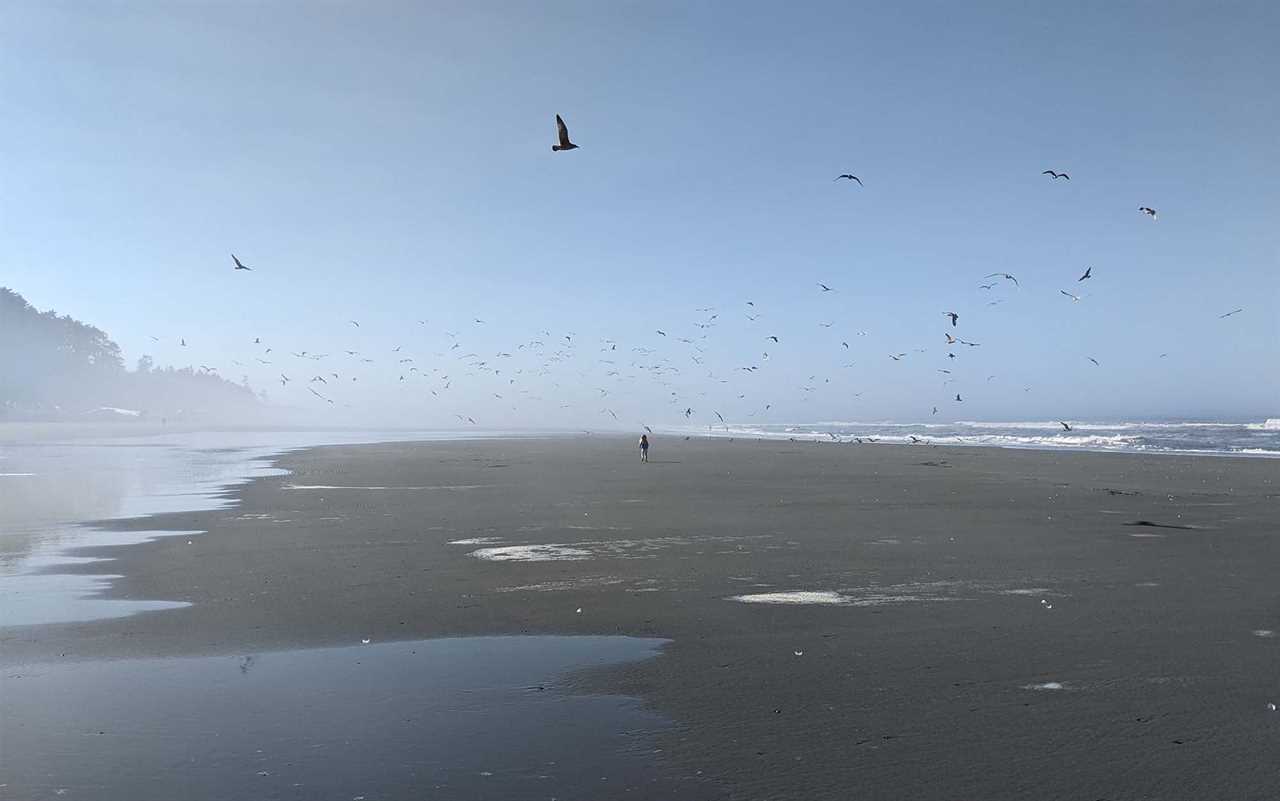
655;420;1280;458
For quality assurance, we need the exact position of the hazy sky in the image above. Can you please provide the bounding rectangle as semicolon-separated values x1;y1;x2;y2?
2;1;1276;427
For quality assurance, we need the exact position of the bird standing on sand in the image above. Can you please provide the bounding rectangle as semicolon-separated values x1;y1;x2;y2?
1139;206;1157;220
945;312;958;327
232;254;252;271
552;114;579;152
1042;170;1070;180
834;174;863;185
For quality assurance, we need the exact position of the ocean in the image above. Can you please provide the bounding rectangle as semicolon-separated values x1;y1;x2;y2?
669;419;1280;457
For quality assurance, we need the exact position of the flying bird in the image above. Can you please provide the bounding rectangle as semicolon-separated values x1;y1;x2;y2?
1078;267;1092;281
1088;357;1100;366
552;114;579;152
231;254;252;271
179;338;187;347
1060;290;1081;302
1041;170;1070;180
944;312;958;327
767;336;779;343
945;333;957;345
834;174;863;185
1059;421;1072;431
1218;308;1244;319
1139;206;1157;220
984;272;1019;287
954;394;962;402
348;320;360;328
818;283;835;292
714;411;725;423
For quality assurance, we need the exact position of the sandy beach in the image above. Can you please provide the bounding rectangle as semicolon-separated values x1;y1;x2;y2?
4;436;1279;799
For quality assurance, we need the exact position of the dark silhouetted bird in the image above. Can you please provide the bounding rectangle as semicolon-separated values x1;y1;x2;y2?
552;114;578;152
232;254;252;271
834;174;862;185
945;312;958;326
1139;206;1157;220
1078;267;1092;281
1042;170;1069;180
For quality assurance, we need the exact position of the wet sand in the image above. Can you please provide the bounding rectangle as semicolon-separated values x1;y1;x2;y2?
5;437;1279;799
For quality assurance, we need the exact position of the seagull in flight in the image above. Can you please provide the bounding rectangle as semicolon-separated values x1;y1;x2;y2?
944;312;958;327
834;174;863;185
1218;308;1244;319
818;283;835;292
984;272;1019;287
1059;421;1072;431
889;353;906;361
1078;267;1092;281
1139;206;1157;220
946;333;957;345
180;338;187;347
1041;170;1070;180
552;114;579;152
714;411;725;423
348;320;360;328
1060;290;1081;302
1088;357;1100;366
231;254;252;271
767;335;779;343
954;393;963;402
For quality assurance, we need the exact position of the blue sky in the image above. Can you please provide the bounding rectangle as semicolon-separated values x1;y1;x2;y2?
2;1;1276;426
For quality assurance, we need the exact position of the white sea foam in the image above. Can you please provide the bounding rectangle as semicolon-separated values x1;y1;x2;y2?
1253;629;1276;638
1023;681;1068;691
470;544;593;562
731;591;851;605
657;418;1280;458
448;537;504;546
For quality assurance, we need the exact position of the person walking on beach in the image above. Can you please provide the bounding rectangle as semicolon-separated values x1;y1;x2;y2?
639;433;650;462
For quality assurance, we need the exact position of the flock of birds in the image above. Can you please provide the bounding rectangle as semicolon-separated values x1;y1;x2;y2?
150;114;1246;439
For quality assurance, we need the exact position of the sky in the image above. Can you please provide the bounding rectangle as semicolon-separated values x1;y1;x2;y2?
1;0;1276;428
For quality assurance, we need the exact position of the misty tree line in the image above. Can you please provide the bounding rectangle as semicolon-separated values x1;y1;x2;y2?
1;287;260;420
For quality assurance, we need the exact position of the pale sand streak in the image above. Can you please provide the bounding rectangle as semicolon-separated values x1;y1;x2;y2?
283;484;490;490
